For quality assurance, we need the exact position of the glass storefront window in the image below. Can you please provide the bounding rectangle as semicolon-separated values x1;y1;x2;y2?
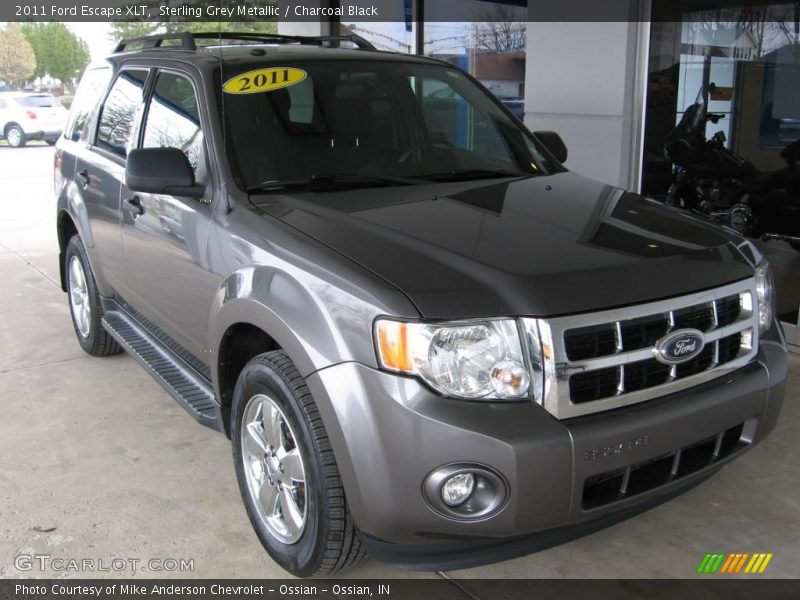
422;1;527;119
340;0;416;53
338;22;416;53
643;4;800;196
328;1;529;118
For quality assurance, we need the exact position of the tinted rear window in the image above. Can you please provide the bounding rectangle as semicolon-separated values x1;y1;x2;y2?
65;67;112;142
14;95;60;108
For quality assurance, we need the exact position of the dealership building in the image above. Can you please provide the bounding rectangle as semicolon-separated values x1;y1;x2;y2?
277;0;800;347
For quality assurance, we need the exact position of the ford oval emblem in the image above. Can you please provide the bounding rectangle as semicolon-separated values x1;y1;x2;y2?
654;329;705;365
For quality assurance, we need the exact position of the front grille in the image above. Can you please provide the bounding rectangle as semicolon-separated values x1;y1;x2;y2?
619;314;669;352
569;333;743;403
564;325;616;361
564;293;741;361
527;279;760;419
582;422;748;509
561;287;753;408
570;367;620;404
716;295;742;327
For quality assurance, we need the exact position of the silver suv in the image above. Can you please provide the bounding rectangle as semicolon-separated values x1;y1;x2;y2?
54;33;788;577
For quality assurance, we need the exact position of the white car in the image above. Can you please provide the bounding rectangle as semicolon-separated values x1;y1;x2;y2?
0;92;67;147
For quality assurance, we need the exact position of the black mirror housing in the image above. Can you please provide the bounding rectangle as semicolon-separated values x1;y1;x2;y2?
534;130;568;164
125;148;203;198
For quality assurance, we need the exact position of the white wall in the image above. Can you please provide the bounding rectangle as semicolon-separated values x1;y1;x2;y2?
277;21;329;37
524;12;649;190
276;0;330;37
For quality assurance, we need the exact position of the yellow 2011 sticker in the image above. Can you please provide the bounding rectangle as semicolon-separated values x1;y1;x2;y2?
223;67;307;94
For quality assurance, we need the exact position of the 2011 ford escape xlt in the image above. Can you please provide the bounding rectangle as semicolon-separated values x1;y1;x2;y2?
54;33;788;577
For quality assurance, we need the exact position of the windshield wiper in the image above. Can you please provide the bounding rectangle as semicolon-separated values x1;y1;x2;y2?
412;168;526;182
247;172;415;193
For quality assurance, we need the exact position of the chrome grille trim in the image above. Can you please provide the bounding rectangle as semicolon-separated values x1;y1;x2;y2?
524;278;759;420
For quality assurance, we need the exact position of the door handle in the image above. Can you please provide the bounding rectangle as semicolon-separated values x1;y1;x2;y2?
125;195;144;216
77;169;90;188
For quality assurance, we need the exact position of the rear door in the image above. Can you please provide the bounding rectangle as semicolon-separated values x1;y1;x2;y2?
120;68;218;372
72;68;149;296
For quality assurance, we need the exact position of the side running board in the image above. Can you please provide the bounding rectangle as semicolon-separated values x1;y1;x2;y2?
102;309;222;431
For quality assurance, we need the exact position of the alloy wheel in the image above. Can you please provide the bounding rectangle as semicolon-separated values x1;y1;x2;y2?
68;256;91;338
240;393;307;544
7;127;22;148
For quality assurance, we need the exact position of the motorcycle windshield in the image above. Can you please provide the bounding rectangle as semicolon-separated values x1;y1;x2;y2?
688;86;707;130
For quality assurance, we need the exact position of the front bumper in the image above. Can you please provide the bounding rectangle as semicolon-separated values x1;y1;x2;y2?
305;325;787;568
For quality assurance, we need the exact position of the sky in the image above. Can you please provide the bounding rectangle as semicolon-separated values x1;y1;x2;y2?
67;22;114;62
64;21;474;60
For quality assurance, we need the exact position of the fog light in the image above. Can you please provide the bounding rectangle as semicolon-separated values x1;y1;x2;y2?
423;464;508;520
441;472;475;507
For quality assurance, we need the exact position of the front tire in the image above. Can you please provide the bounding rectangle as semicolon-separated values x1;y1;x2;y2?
6;125;26;148
231;351;365;577
64;236;121;356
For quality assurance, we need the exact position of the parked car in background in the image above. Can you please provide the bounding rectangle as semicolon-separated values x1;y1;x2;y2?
0;92;67;147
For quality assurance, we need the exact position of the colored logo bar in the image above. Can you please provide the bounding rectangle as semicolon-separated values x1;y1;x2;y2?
696;553;773;574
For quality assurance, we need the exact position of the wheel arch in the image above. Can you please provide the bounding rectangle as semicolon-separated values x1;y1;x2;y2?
4;122;26;147
56;210;79;291
216;321;282;434
4;121;22;136
56;184;97;292
209;260;379;436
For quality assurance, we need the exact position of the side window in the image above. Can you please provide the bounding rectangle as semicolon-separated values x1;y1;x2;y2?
65;67;112;142
142;71;205;178
96;69;148;157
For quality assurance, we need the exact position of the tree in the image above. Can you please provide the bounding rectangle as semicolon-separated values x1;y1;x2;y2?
109;0;277;45
21;23;89;92
470;5;526;53
20;23;47;80
0;23;36;88
693;4;800;58
108;22;160;43
47;24;90;91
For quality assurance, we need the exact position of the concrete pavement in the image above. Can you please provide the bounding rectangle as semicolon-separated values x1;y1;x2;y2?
1;144;798;579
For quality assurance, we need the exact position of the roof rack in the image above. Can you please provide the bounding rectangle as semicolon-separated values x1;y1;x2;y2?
114;32;376;54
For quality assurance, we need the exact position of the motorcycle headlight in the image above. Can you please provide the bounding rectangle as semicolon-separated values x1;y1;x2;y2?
375;318;530;400
754;261;775;333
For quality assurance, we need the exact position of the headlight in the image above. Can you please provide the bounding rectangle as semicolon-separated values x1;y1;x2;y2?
375;318;530;400
754;261;775;333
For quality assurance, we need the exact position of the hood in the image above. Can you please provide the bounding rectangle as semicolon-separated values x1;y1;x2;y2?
251;172;754;319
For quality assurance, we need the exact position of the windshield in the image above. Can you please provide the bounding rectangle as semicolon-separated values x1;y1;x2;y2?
688;85;707;131
221;60;557;191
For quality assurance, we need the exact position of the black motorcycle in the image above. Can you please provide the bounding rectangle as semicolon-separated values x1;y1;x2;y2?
664;83;800;250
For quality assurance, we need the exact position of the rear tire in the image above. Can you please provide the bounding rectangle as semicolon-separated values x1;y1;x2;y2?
5;124;26;148
64;236;121;357
231;350;365;577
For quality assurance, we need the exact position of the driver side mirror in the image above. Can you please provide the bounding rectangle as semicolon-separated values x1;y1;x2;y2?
125;147;203;198
534;131;568;163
